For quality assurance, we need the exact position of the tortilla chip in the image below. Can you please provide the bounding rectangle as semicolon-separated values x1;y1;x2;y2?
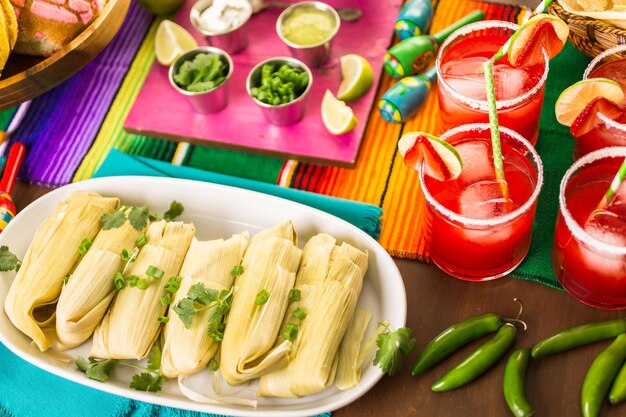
0;8;10;75
0;0;18;49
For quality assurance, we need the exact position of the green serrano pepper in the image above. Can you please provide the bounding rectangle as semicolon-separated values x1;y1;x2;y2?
503;348;534;417
432;323;517;392
609;349;626;404
581;333;626;417
532;319;626;358
411;313;501;376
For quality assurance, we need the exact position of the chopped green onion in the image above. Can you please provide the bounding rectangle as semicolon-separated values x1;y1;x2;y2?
135;234;148;248
120;248;133;262
165;276;182;293
158;316;169;323
292;307;307;320
128;275;140;287
78;237;92;256
146;265;164;280
288;288;301;302
160;294;172;306
136;279;149;290
255;289;270;305
207;359;219;371
63;274;71;285
231;265;244;276
114;272;126;290
282;323;299;342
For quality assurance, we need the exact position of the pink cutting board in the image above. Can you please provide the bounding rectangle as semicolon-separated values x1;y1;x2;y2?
124;0;403;167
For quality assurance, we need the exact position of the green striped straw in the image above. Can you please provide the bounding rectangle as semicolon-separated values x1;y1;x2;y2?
599;158;626;209
491;0;554;62
482;60;510;201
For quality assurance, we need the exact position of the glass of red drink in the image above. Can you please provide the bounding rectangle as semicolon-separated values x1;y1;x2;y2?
436;21;549;146
553;147;626;309
573;45;626;159
420;123;543;281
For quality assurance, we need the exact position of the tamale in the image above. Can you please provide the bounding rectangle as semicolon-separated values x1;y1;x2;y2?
161;233;249;378
90;220;194;360
220;221;302;386
258;238;368;398
336;309;373;390
56;210;146;350
4;192;118;351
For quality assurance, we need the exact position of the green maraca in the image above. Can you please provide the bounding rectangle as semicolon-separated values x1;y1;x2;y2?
384;10;484;78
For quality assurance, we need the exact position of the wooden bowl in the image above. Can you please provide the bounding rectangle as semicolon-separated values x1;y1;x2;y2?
0;0;131;110
550;1;626;58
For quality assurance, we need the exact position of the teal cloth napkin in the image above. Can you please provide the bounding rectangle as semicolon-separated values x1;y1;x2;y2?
93;149;383;239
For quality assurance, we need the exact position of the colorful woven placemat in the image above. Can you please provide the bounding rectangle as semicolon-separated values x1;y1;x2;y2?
0;0;592;290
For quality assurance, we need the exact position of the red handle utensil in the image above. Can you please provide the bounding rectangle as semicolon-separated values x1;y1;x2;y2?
0;143;27;233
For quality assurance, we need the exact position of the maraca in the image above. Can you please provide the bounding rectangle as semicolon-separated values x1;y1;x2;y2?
0;142;26;233
384;10;484;77
378;66;437;124
394;0;433;40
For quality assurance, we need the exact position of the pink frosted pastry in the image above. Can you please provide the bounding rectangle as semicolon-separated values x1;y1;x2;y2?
10;0;107;56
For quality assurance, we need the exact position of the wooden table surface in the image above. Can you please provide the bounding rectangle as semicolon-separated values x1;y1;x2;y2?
11;180;626;417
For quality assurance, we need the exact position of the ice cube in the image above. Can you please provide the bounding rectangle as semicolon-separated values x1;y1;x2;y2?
441;57;488;100
456;141;495;186
493;65;530;100
584;209;626;247
459;179;513;219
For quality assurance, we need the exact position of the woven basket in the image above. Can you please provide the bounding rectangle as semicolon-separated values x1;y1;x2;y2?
550;1;626;58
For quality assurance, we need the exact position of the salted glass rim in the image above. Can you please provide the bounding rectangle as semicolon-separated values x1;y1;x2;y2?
559;146;626;256
419;123;543;228
583;44;626;133
436;20;549;111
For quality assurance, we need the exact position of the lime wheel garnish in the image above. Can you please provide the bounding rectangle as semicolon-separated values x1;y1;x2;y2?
398;132;463;181
507;14;569;67
555;78;624;126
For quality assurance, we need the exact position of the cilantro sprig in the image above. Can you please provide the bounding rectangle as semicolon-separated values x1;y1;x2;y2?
172;283;233;342
100;201;184;232
0;246;21;272
373;324;416;376
76;342;165;392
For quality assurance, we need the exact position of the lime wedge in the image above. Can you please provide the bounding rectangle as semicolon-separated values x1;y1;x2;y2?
337;54;374;102
398;132;463;181
321;90;358;135
507;14;569;67
155;20;198;66
555;78;624;126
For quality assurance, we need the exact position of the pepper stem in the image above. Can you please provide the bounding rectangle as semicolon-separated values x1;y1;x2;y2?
503;298;527;331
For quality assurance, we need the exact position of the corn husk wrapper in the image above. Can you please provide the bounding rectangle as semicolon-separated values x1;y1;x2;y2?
161;233;249;378
258;236;368;397
336;309;373;390
90;220;194;360
4;192;118;351
55;214;146;350
220;221;302;386
561;0;626;29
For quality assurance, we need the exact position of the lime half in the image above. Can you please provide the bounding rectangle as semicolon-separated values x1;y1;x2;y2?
337;54;374;102
555;78;624;126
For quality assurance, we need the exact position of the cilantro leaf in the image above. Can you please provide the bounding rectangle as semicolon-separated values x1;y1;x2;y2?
187;282;218;305
0;246;21;272
163;201;184;221
128;206;151;231
101;211;127;230
130;372;163;392
373;326;416;376
75;357;117;382
147;341;162;372
172;298;197;329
